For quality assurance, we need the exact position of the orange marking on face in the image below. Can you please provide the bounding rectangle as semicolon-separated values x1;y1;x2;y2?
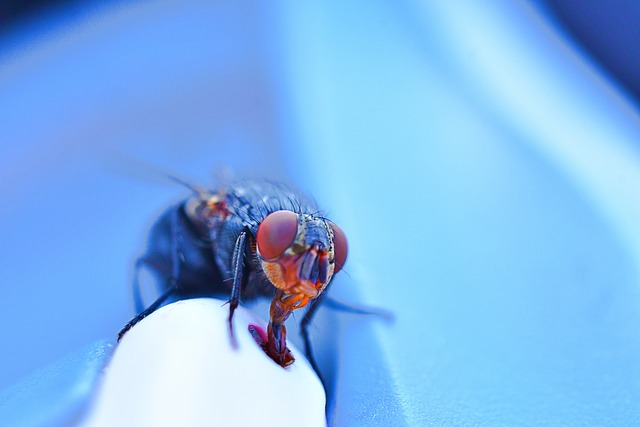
261;256;323;300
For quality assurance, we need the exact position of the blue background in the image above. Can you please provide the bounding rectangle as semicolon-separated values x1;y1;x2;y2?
2;1;640;425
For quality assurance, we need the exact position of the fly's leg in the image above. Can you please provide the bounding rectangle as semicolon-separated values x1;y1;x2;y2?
227;229;250;347
119;207;184;341
324;296;395;321
118;287;176;341
264;290;295;367
300;292;326;378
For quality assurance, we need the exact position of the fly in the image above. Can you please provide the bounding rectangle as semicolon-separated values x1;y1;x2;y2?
118;178;348;371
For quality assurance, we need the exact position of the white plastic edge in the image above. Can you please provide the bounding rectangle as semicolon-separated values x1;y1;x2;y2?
81;298;326;427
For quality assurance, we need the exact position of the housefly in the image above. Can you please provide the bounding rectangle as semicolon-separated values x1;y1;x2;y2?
118;178;348;371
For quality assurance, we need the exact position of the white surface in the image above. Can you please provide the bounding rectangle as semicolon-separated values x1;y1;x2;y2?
82;298;326;427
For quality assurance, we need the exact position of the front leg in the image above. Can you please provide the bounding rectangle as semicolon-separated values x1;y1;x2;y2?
263;290;306;367
227;229;250;346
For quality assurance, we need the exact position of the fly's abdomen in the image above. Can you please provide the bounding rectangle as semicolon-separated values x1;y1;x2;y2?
141;204;224;298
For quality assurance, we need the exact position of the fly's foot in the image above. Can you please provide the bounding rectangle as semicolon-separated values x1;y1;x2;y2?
248;324;295;367
266;340;295;367
117;323;132;342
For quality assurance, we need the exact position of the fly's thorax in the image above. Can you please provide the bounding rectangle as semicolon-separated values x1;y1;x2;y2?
183;192;242;272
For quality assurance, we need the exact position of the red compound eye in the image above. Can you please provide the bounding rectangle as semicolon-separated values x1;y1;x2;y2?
331;224;348;273
257;210;298;260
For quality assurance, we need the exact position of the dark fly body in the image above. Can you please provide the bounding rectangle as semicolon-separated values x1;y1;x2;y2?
118;178;348;372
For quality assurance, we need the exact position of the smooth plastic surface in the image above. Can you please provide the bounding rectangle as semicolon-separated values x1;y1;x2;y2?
82;299;326;427
0;340;112;427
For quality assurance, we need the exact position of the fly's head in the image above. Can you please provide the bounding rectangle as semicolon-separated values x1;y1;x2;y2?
256;210;348;311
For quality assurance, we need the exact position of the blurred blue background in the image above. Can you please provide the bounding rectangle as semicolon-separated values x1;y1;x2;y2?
2;1;640;425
